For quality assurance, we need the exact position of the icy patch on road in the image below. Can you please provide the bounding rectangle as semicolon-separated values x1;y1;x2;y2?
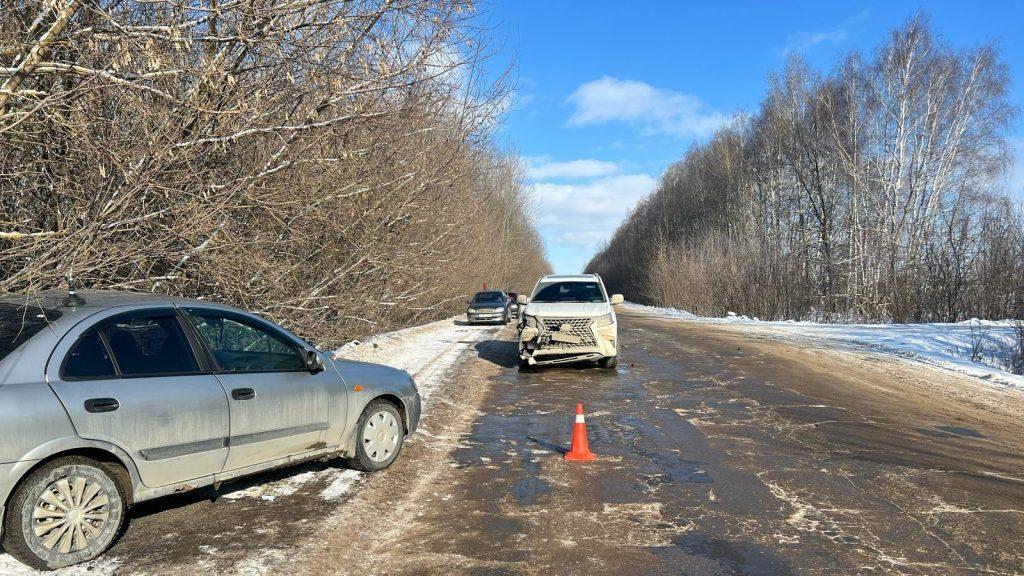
0;555;122;576
222;470;311;501
626;303;1024;392
233;549;287;576
320;469;362;500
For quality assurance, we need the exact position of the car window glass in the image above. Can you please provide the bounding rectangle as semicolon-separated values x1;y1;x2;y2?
63;333;116;379
473;292;504;302
106;315;199;376
187;313;305;372
0;302;62;362
532;281;606;303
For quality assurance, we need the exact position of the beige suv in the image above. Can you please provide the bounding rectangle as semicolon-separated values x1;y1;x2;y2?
516;274;623;369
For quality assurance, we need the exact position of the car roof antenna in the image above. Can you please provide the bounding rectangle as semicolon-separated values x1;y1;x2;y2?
62;275;86;307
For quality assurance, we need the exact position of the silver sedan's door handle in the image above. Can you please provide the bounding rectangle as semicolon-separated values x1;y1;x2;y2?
231;388;256;401
84;398;120;413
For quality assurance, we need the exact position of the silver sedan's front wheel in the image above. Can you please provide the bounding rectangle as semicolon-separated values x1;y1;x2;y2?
2;457;126;570
347;400;405;472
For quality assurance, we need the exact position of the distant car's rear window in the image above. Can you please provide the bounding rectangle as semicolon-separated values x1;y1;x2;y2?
473;292;505;302
0;302;63;362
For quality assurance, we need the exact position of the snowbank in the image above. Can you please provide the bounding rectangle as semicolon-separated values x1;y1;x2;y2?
625;303;1024;392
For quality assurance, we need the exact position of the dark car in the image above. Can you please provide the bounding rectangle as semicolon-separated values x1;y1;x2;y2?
466;291;511;324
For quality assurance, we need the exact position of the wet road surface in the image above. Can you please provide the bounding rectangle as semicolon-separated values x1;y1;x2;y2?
329;307;1024;575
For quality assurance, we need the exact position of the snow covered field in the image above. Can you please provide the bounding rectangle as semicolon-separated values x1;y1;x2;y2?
626;303;1024;392
0;316;499;575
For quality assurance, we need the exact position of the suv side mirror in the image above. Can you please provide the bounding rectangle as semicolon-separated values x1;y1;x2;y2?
306;349;325;373
517;295;528;305
610;294;624;305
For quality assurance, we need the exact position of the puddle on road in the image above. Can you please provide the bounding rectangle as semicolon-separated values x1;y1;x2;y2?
511;476;551;505
662;534;797;576
918;425;986;439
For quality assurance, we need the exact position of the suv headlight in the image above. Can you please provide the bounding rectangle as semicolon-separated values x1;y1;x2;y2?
593;313;615;328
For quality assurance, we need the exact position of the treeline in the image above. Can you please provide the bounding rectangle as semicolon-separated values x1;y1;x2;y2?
588;17;1023;323
0;0;550;346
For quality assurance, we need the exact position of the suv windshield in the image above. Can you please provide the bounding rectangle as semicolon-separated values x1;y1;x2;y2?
473;292;505;303
1;302;63;362
531;281;606;303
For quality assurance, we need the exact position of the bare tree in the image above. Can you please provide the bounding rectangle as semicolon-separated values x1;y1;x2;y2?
588;16;1021;325
1;0;551;346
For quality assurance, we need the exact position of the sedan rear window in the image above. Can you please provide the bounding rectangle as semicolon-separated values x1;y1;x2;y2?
473;292;505;302
63;333;116;379
106;316;199;376
0;302;63;362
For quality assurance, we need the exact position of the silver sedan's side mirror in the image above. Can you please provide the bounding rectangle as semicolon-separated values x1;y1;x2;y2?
517;295;528;305
610;294;624;305
306;350;325;373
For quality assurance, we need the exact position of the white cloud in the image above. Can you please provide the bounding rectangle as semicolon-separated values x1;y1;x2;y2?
531;173;657;249
527;158;619;180
566;77;729;138
781;10;869;55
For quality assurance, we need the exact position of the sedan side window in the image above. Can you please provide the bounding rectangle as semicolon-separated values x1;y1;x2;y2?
106;315;200;376
62;332;116;379
187;313;305;372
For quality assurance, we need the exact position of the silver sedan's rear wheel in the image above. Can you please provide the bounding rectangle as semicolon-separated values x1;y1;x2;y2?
347;400;405;472
2;457;126;570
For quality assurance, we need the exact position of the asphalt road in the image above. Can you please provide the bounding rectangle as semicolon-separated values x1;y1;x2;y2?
313;307;1024;575
7;308;1022;575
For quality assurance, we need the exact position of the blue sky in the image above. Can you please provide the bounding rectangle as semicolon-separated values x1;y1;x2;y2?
477;1;1024;274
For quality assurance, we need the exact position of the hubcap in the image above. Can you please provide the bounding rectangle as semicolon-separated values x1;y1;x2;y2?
362;410;400;463
32;476;111;555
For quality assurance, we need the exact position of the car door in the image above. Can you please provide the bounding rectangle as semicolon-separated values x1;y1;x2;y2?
182;308;329;472
47;308;230;488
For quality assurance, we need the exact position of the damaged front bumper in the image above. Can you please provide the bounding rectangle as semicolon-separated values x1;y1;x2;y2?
518;317;617;365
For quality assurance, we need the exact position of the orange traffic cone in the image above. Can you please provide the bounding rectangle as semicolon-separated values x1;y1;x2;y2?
564;402;596;461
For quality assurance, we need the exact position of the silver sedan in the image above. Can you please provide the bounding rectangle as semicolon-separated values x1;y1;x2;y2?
0;290;420;570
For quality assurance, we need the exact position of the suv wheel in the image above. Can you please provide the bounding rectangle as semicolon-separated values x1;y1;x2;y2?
347;400;405;472
598;355;618;369
2;457;126;570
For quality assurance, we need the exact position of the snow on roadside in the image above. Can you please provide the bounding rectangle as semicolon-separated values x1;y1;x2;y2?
626;303;1024;392
215;315;500;502
0;556;124;576
333;316;502;400
0;316;499;575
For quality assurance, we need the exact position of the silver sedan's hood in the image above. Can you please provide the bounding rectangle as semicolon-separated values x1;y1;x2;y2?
523;302;610;318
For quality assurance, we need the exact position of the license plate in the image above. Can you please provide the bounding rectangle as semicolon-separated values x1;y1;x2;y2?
550;332;582;344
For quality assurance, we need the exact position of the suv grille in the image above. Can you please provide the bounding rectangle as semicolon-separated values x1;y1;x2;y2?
541;318;596;348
